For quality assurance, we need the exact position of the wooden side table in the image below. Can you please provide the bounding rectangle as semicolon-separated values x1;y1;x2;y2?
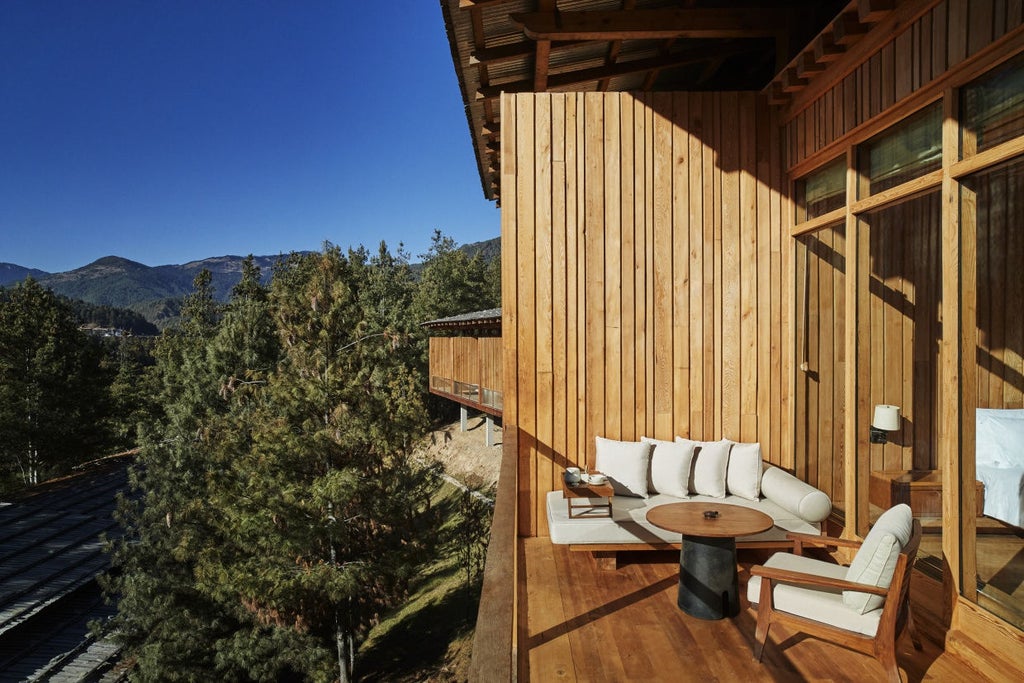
562;477;615;518
647;502;774;619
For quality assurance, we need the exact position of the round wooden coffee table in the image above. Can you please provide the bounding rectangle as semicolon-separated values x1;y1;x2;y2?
647;502;773;620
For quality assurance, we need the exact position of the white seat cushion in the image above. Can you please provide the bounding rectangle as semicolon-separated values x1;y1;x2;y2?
843;504;913;613
748;552;883;637
544;491;821;545
643;436;694;498
595;437;652;498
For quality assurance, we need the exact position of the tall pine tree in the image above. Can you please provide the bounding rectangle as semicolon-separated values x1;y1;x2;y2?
107;249;440;681
0;278;111;490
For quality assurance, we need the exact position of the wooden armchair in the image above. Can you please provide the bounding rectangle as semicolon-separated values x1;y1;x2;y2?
748;512;923;683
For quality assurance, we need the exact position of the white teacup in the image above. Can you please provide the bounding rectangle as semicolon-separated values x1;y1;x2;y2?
564;467;581;485
587;473;607;485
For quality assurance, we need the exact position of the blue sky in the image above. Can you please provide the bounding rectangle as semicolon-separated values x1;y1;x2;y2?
0;1;497;273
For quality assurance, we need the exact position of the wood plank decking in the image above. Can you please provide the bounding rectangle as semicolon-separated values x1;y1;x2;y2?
520;539;983;682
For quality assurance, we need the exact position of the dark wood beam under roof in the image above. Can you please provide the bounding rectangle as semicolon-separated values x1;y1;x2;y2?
511;8;789;41
477;42;761;101
441;0;853;203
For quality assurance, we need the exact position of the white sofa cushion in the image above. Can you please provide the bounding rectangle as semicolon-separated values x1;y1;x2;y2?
678;437;730;498
748;552;882;637
726;441;763;501
843;504;913;614
595;437;652;498
642;436;694;499
545;490;821;546
760;466;832;523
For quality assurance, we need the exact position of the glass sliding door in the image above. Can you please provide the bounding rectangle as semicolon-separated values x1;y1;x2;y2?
962;157;1024;628
858;192;943;554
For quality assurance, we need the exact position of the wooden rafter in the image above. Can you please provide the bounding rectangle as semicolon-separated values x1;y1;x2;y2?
511;9;788;41
597;0;638;92
476;44;758;100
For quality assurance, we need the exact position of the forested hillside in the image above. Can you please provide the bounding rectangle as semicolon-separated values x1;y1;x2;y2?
1;233;499;681
3;236;499;331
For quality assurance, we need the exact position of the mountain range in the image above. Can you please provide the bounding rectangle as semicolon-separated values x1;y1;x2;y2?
1;237;499;328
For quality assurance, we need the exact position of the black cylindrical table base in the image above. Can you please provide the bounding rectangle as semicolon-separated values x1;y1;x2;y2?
678;534;739;620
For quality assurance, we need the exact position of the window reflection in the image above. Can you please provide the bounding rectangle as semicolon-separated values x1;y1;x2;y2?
963;157;1024;629
861;103;942;194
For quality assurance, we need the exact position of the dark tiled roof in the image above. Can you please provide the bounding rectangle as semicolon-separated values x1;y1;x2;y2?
0;455;131;678
422;307;502;330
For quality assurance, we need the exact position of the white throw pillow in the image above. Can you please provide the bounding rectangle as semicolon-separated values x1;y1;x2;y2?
677;437;730;498
726;441;763;501
843;504;913;614
595;437;652;498
642;437;693;499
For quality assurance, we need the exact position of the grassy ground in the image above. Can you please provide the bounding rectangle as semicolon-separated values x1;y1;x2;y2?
355;481;492;682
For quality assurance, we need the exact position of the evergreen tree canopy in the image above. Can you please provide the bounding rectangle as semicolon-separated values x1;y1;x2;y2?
413;229;499;322
0;278;111;488
108;247;441;682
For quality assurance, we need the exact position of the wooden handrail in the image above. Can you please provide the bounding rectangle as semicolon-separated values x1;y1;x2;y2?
468;427;518;681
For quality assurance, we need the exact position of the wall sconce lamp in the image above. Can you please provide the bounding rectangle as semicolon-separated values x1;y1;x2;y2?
870;404;901;444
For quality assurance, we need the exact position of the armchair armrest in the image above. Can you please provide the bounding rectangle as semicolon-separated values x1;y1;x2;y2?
750;564;888;596
786;532;862;555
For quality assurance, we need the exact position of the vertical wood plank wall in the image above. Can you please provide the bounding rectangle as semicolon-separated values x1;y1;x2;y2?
786;0;1024;171
795;227;847;504
428;336;503;402
501;91;789;536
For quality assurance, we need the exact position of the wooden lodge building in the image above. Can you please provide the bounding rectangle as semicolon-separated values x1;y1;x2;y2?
441;1;1024;680
424;307;504;445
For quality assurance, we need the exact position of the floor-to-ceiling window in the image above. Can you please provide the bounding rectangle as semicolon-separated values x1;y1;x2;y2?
958;54;1024;628
793;50;1024;630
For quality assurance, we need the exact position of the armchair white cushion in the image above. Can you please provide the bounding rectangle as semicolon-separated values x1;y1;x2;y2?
747;552;883;637
843;503;913;613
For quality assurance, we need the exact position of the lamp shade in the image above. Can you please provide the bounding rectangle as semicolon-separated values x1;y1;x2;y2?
872;404;901;431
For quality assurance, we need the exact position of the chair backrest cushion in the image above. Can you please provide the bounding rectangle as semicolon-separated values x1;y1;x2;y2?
843;504;913;614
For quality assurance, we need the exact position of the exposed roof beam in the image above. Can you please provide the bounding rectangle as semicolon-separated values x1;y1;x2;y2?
813;32;845;63
511;9;787;41
534;40;551;91
858;0;896;23
832;12;869;45
471;39;592;65
459;0;514;8
477;44;755;100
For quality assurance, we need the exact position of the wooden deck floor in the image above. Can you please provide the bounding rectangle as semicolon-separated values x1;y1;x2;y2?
520;539;983;682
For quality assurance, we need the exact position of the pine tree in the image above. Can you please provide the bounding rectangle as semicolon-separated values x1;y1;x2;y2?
412;229;498;322
192;246;438;681
107;251;440;681
0;278;111;490
104;269;251;679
